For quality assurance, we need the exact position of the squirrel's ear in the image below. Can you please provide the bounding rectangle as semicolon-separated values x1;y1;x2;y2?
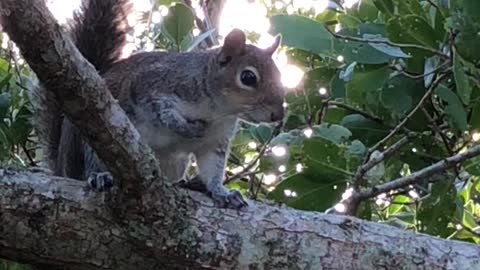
265;34;282;56
218;29;246;65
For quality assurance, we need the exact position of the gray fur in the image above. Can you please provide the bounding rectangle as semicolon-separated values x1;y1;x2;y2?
33;1;285;208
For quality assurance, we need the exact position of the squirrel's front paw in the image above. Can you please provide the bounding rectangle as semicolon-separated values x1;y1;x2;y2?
87;172;114;192
210;189;248;209
179;175;248;209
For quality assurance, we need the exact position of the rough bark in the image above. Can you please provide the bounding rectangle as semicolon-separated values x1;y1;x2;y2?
1;0;480;269
0;0;161;204
1;169;480;269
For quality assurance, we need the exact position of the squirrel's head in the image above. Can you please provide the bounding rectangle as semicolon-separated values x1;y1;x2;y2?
214;28;285;124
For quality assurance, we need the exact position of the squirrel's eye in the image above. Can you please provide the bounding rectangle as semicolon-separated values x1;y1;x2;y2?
240;70;257;87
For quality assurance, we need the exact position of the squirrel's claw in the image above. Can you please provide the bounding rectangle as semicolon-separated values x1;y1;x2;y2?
211;189;248;209
87;172;114;192
178;176;248;209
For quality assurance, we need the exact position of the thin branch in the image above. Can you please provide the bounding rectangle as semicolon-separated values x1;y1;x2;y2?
224;125;280;185
352;135;411;188
425;0;440;9
355;143;480;200
369;72;449;153
391;62;451;80
183;0;214;48
328;101;385;125
324;25;449;60
422;108;454;151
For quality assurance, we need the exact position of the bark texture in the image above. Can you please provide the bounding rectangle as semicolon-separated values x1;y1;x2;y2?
1;0;480;269
1;169;480;269
0;0;161;203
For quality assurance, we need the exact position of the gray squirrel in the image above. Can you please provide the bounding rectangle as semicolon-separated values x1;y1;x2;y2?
31;0;285;209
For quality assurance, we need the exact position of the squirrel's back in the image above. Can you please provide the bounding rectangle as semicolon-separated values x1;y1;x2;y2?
31;0;132;177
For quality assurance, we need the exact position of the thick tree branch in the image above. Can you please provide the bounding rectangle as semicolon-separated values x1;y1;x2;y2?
2;0;480;269
1;169;479;269
0;0;160;203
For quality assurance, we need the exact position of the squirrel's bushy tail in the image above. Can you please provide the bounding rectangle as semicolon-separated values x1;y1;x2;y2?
31;0;132;175
70;0;132;73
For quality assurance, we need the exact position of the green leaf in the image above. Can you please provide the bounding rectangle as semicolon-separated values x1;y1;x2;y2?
338;14;362;28
450;14;480;65
470;101;480;130
333;28;394;64
156;0;180;6
347;140;367;158
346;0;379;22
303;138;352;179
330;72;346;98
459;0;480;21
270;130;304;153
362;34;410;58
386;15;439;48
9;104;32;145
323;107;348;124
465;156;480;176
268;174;346;212
435;84;468;131
249;124;273;144
381;75;424;118
340;114;390;146
345;65;390;115
372;0;394;15
418;180;456;238
0;73;12;90
0;93;10;119
453;51;472;105
312;123;352;144
162;3;195;49
269;15;334;56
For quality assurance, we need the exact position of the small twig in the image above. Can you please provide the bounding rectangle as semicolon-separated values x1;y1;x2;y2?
423;104;462;183
421;108;454;152
355;143;480;200
392;62;451;80
317;100;328;124
224;125;280;185
352;135;411;189
224;144;268;185
369;72;449;153
21;144;36;166
183;0;214;48
328;101;385;125
425;0;440;10
324;25;449;60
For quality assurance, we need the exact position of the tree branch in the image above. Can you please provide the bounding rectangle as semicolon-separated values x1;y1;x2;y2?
369;72;448;153
324;24;449;60
1;169;479;269
0;0;162;207
2;0;480;269
354;144;480;200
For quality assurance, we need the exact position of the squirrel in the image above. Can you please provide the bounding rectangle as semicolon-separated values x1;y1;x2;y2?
31;0;285;209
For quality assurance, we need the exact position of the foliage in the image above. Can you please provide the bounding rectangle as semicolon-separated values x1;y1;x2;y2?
0;39;34;167
223;0;480;243
1;3;480;267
